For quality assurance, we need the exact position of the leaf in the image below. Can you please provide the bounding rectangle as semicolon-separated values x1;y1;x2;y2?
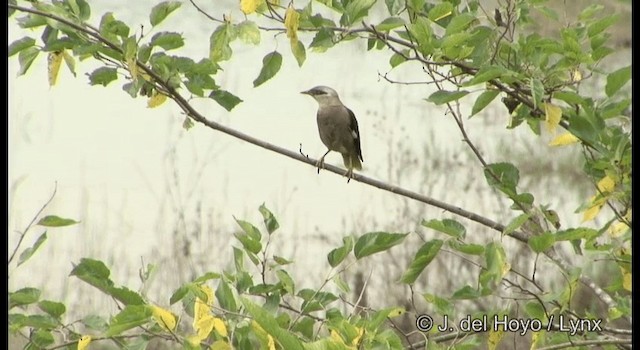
70;258;114;292
327;236;354;267
150;1;181;26
376;17;405;31
241;0;259;15
354;232;408;259
478;242;510;293
445;13;476;35
470;90;500;116
88;67;118;86
150;305;177;331
215;280;238;313
237;20;261;45
452;285;480;299
38;300;66;319
209;89;243;111
528;232;555;253
147;91;167;108
427;90;469;105
385;0;404;15
587;14;618;38
209;24;233;63
502;213;530;236
462;66;506;87
275;270;295;295
484;162;519;197
596;175;615;193
549;132;580;146
9;288;41;309
605;66;631;97
258;204;280;234
341;0;376;26
253;51;282;87
284;5;300;41
544;102;562;134
447;240;484;255
37;215;79;227
9;36;36;57
421;219;465;239
105;305;152;337
428;2;453;22
389;52;407;68
244;299;304;350
18;47;40;76
399;239;443;284
150;32;184;50
309;28;335;52
529;78;544;109
62;51;76;76
17;232;47;266
290;39;306;67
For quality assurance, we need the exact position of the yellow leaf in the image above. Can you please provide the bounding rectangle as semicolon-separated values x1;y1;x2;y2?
487;328;505;350
549;132;579;146
351;327;364;346
582;204;602;222
433;11;452;21
529;330;544;350
195;315;215;340
571;68;582;82
210;340;232;350
151;305;177;331
330;330;346;345
621;267;631;291
240;0;259;14
609;221;629;237
544;102;562;134
186;335;203;347
213;317;228;338
77;335;91;350
251;321;276;350
48;51;63;86
597;175;615;193
284;5;300;42
387;307;405;318
127;56;138;83
147;92;168;108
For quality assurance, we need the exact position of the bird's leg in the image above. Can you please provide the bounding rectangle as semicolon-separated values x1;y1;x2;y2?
316;149;331;174
344;168;354;183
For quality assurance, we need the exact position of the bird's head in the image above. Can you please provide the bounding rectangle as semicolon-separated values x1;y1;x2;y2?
301;86;342;106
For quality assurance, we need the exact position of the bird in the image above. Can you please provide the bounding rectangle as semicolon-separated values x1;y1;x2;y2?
301;86;363;182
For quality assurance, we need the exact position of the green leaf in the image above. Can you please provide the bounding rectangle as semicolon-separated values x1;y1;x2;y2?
37;215;79;227
327;236;354;267
273;255;293;265
30;329;54;348
38;300;66;319
587;14;618;38
150;32;184;50
99;12;130;39
462;66;506;87
209;24;233;63
553;91;584;105
253;51;282;87
423;293;454;315
555;228;598;241
109;286;145;306
258;204;280;234
70;258;114;292
385;0;404;15
243;298;305;350
237;20;261;45
169;285;189;305
106;305;152;337
290;39;306;67
502;213;531;236
341;0;376;26
484;162;519;197
82;314;109;331
428;2;453;22
376;17;405;31
400;239;443;284
216;280;238;312
408;17;432;49
276;270;295;295
529;78;544;109
605;66;631;97
445;13;476;35
17;232;47;266
297;289;338;312
389;52;408;68
354;232;408;259
88;67;118;86
528;232;555;253
452;285;480;299
9;37;36;57
17;47;40;76
524;302;547;322
209;89;243;111
150;1;181;26
309;28;335;52
421;219;466;239
426;90;469;105
478;242;509;293
9;288;41;309
447;240;484;255
470;90;500;117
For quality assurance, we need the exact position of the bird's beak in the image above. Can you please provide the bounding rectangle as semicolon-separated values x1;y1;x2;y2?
300;90;312;95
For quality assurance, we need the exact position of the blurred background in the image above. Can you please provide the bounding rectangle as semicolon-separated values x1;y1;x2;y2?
8;0;631;332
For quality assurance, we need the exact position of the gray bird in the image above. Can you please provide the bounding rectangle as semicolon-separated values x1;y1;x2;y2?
301;86;363;182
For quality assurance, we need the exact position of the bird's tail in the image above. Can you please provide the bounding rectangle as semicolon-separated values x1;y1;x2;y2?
342;153;362;171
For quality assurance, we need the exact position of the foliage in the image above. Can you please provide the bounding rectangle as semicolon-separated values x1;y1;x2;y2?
8;0;631;349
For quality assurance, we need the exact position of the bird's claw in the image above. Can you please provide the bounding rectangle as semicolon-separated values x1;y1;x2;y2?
316;157;325;174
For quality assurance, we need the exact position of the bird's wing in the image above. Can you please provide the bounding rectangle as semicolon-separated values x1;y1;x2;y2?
347;107;363;162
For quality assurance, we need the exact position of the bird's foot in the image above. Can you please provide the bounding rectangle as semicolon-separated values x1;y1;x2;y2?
344;168;354;183
316;157;325;174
